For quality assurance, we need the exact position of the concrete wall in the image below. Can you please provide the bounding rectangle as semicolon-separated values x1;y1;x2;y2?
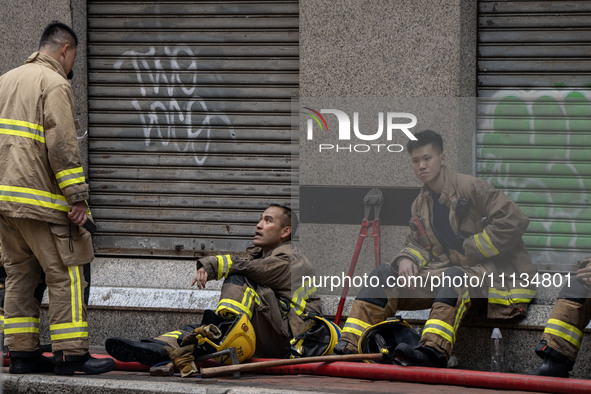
300;0;477;98
298;0;477;297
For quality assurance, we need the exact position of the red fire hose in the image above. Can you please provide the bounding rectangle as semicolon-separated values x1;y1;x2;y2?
5;354;590;393
251;359;591;394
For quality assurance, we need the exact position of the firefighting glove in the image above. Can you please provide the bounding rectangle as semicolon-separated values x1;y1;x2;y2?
180;324;222;347
166;345;197;378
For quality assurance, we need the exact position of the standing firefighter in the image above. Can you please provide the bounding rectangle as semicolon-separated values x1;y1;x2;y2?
334;130;537;368
0;22;114;375
531;256;591;378
106;204;327;370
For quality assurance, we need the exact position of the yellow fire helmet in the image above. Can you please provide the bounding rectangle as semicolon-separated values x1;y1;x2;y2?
290;313;341;358
357;316;420;363
193;313;256;364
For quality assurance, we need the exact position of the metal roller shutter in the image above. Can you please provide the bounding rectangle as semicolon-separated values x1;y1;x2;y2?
87;0;298;256
477;0;591;271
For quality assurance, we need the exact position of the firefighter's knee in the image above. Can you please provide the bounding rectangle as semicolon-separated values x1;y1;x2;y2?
434;266;464;306
224;274;248;287
558;275;589;303
358;264;396;307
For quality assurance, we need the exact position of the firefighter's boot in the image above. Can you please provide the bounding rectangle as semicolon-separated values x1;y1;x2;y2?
8;350;54;374
393;342;447;368
105;337;170;366
53;351;116;375
333;339;358;355
530;356;570;378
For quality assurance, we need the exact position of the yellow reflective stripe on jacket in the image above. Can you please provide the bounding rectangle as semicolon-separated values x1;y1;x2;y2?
161;330;183;339
4;317;40;335
216;254;233;280
291;280;317;316
544;318;583;349
474;229;500;258
0;315;4;332
423;319;455;345
402;247;428;270
0;185;69;212
68;266;85;323
488;288;536;305
0;118;45;143
56;167;86;188
49;321;89;341
343;318;371;337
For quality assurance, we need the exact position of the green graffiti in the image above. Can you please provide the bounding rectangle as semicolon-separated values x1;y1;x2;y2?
480;90;591;258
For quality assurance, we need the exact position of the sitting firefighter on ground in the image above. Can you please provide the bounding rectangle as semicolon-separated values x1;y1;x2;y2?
106;204;338;373
334;129;538;368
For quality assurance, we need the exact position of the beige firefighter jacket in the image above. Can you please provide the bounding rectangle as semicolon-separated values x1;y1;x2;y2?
197;242;322;337
0;52;88;225
393;167;537;319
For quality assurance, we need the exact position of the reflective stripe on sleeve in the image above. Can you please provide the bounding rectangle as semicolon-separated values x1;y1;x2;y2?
216;255;233;280
474;229;500;258
402;247;428;270
55;167;86;188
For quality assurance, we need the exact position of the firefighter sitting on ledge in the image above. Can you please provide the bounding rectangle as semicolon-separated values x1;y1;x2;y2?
106;204;323;366
334;129;538;368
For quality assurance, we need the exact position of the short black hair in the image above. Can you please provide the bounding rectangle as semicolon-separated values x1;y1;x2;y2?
39;21;78;49
406;129;443;154
268;203;299;237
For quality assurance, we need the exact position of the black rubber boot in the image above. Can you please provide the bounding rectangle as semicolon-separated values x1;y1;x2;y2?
393;343;447;368
53;351;116;375
530;357;570;378
105;337;170;366
8;350;54;374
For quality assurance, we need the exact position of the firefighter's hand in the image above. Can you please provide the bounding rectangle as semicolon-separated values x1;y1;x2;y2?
575;257;591;285
397;258;418;290
191;267;208;289
68;201;88;226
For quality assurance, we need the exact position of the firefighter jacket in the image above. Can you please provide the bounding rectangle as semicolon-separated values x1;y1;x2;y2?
392;167;537;319
196;242;322;338
0;52;88;225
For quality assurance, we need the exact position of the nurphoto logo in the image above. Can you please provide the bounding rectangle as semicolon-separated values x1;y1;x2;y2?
303;107;418;153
